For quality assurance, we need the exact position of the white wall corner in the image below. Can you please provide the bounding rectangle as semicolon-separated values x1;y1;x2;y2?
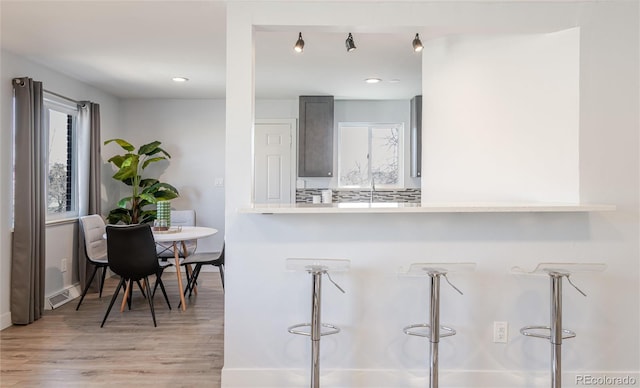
1;311;12;330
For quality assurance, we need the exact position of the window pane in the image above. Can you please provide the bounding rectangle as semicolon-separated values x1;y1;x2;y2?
339;126;369;186
371;126;399;185
47;109;72;214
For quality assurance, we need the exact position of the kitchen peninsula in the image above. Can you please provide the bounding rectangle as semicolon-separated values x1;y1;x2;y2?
223;1;638;387
240;202;616;214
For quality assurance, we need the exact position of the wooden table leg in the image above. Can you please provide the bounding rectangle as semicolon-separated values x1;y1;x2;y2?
120;280;131;313
174;242;187;311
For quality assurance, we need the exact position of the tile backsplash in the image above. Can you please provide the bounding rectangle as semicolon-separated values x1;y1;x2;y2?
296;188;421;203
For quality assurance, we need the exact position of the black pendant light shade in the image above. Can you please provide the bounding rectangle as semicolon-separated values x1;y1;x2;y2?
294;32;305;53
345;33;356;52
412;33;423;52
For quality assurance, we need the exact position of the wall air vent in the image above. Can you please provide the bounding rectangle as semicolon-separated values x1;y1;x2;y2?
48;289;71;309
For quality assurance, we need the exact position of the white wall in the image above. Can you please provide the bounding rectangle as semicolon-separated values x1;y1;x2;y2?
0;49;121;329
116;99;226;251
422;29;580;203
224;1;638;387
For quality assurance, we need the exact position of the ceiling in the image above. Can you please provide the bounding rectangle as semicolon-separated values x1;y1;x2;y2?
1;1;422;100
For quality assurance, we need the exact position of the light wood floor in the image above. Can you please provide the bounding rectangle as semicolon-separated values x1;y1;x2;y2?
0;272;224;387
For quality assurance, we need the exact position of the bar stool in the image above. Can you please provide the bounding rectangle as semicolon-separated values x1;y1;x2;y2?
286;258;350;388
512;262;606;388
402;262;476;388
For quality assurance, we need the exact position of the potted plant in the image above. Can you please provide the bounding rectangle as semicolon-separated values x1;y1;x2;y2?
104;138;179;224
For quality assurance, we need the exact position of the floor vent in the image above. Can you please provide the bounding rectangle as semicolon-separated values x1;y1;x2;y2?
48;289;71;309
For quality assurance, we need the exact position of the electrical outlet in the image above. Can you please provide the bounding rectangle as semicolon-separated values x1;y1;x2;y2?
493;321;508;343
61;258;67;273
214;177;224;187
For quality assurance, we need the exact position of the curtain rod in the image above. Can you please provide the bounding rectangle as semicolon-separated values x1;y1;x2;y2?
43;89;83;106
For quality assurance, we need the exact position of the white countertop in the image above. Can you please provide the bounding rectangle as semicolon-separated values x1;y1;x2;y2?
239;202;616;214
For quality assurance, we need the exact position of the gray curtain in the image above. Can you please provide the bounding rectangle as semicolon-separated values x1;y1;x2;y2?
11;77;46;325
77;102;102;291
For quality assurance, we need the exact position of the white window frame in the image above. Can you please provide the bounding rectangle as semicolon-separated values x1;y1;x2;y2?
337;122;404;189
43;93;79;222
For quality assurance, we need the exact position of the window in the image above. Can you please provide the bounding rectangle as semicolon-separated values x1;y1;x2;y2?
338;122;403;188
44;94;78;220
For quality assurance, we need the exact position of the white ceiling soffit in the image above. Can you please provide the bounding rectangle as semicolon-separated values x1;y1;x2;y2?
1;1;423;100
1;1;227;99
1;0;581;100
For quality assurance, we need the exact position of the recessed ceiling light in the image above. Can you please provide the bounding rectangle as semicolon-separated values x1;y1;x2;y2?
365;78;381;84
389;79;401;84
172;77;189;82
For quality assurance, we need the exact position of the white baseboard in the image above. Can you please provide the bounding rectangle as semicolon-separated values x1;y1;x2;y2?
221;368;640;388
0;311;12;330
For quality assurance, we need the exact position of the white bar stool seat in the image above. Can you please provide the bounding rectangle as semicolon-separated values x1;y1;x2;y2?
401;262;475;388
286;258;350;388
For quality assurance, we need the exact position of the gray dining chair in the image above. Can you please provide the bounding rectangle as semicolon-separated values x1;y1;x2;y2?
76;215;109;310
182;241;225;295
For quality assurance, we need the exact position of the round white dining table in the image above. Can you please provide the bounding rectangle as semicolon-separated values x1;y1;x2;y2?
154;226;218;310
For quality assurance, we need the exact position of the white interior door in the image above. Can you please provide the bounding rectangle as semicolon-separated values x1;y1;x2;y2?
254;119;296;204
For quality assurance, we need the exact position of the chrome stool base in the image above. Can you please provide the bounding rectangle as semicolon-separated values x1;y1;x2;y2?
403;324;456;339
287;259;349;388
288;322;341;337
513;263;605;388
401;263;475;388
520;325;576;340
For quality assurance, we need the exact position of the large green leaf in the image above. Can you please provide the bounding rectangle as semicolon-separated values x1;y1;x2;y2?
139;209;157;224
138;192;157;203
112;155;139;181
153;146;172;159
107;207;132;225
119;155;137;168
141;156;167;170
138;141;162;155
140;178;159;188
142;183;179;201
154;182;179;194
154;190;179;201
112;165;137;181
107;154;127;168
104;138;135;152
117;196;133;208
142;181;161;194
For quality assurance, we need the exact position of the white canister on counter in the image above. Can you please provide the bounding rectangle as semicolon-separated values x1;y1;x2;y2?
321;189;333;204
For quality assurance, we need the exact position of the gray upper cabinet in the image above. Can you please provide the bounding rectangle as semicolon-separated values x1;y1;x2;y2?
410;95;422;178
298;96;334;177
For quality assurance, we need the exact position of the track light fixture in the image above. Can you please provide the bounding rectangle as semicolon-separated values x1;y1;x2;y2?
294;32;305;53
345;33;356;52
412;33;423;52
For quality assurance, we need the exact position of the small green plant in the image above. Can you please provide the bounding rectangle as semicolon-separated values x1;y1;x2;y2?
104;138;179;224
